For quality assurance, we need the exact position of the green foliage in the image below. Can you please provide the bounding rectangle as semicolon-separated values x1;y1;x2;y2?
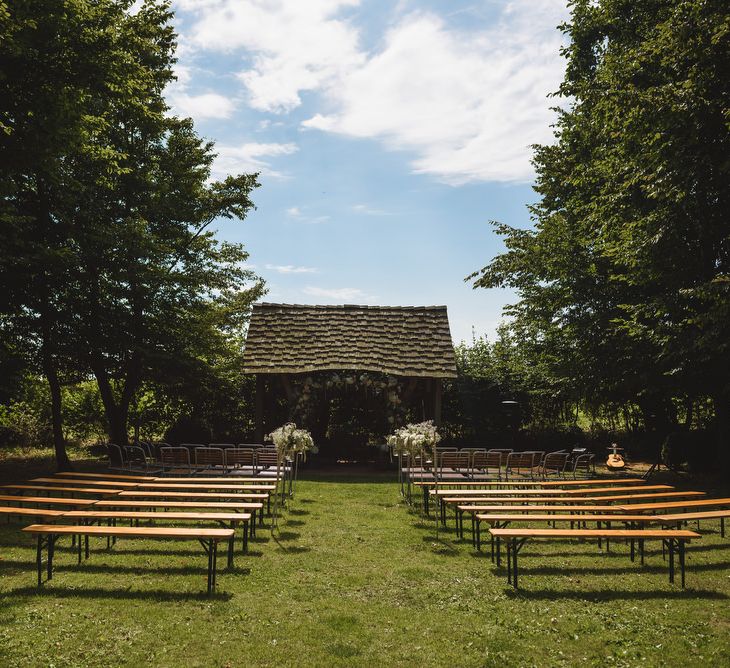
470;0;730;459
0;473;728;666
0;0;265;458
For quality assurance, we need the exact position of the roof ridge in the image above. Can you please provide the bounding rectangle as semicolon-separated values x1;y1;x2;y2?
255;302;448;310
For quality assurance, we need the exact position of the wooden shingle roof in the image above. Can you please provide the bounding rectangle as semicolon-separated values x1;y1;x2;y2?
242;303;457;378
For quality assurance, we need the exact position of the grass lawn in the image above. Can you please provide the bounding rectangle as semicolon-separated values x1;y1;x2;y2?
0;459;729;666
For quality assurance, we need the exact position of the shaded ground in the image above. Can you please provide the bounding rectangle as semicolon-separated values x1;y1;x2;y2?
0;455;728;666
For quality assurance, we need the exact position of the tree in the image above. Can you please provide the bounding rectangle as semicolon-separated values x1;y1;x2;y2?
0;1;265;465
471;0;730;462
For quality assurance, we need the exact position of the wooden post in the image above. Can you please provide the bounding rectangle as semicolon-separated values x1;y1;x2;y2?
433;378;442;426
255;374;265;443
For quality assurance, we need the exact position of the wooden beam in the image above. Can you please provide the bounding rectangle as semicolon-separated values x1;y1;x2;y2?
433;378;442;426
255;374;265;443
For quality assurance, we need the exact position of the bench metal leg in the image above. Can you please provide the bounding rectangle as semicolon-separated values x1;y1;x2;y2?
512;538;518;589
36;536;43;587
47;535;56;581
506;539;512;585
227;527;235;569
423;486;429;516
667;538;675;584
679;539;686;588
212;540;218;591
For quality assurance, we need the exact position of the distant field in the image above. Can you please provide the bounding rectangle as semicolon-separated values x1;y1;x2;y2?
0;462;728;667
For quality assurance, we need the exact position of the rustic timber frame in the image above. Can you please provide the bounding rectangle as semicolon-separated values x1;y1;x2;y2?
242;303;458;441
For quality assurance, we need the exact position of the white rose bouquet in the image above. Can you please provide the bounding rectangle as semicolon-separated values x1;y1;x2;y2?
266;423;316;525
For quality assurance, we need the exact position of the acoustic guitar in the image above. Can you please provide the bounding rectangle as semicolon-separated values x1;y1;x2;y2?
606;443;625;470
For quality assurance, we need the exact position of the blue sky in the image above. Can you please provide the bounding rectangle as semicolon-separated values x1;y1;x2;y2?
165;0;570;344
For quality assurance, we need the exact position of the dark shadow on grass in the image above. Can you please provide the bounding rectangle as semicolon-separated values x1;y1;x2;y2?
502;587;728;601
288;509;310;516
274;530;300;542
2;586;233;602
52;562;252;576
284;519;306;527
490;560;730;577
420;535;460;556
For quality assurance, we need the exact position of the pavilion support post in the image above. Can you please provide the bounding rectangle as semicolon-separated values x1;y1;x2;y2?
255;374;265;443
433;378;442;426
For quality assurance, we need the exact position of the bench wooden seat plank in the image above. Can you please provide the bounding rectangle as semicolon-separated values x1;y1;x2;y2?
432;484;671;496
118;491;268;499
0;506;66;518
154;477;280;484
415;478;647;488
620;498;730;512
1;484;124;495
93;499;265;529
488;527;700;589
490;527;698;539
135;483;276;491
456;503;635;546
23;524;233;594
93;499;261;509
475;513;660;523
32;477;139;488
656;509;730;538
0;495;99;506
54;472;156;481
61;510;253;558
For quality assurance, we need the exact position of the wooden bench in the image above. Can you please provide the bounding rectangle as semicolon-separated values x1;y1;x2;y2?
61;510;252;566
92;499;264;532
415;478;648;514
154;476;280;484
431;484;672;497
31;477;140;488
475;513;666;560
489;527;700;589
54;471;156;481
0;495;99;508
0;506;66;520
619;498;730;513
1;484;124;496
658;510;730;538
23;524;234;594
117;490;271;516
437;493;682;530
459;504;620;545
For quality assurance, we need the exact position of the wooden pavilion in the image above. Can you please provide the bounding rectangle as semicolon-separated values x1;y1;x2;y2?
242;303;458;441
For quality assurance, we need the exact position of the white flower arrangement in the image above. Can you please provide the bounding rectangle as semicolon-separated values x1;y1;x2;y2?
267;422;317;459
387;420;441;457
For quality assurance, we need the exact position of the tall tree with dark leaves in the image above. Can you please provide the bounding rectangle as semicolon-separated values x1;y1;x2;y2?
471;0;730;463
0;1;265;465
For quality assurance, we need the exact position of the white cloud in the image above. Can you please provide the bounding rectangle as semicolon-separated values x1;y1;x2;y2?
265;264;318;274
175;0;569;184
168;91;236;120
352;203;391;216
210;142;298;180
302;286;378;303
305;2;568;183
284;206;329;224
179;0;363;113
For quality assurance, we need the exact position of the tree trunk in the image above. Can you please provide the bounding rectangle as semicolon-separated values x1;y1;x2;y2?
91;360;129;446
40;318;71;471
713;393;730;474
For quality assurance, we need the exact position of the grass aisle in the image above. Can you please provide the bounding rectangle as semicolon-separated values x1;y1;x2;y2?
0;473;729;667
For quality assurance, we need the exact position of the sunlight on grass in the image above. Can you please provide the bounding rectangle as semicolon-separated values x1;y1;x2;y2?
0;473;728;667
